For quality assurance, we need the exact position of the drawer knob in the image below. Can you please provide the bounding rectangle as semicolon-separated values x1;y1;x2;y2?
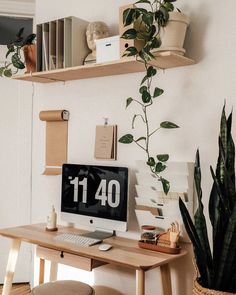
60;251;64;258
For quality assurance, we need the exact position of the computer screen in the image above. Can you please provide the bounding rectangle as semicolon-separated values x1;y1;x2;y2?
61;164;129;232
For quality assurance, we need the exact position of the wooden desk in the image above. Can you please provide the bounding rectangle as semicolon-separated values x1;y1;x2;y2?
0;224;187;295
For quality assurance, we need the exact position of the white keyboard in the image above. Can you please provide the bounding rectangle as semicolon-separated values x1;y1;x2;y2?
54;233;102;247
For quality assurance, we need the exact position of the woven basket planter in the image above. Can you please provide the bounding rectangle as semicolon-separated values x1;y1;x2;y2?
193;280;236;295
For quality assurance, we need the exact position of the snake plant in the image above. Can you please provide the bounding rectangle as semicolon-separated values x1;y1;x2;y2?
179;105;236;292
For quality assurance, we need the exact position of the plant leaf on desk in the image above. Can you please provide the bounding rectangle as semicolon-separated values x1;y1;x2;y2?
12;53;25;69
121;28;137;39
160;178;170;194
3;69;12;77
123;47;138;57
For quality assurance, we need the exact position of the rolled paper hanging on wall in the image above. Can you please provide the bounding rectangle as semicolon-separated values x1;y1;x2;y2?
39;110;69;175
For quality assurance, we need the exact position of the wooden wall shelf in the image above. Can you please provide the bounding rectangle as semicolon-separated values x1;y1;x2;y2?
13;51;195;83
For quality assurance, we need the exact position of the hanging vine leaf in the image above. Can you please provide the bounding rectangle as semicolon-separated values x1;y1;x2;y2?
123;8;136;26
153;87;164;98
157;154;169;162
119;134;134;144
11;53;25;69
142;90;152;103
126;97;133;108
160;121;179;128
155;162;166;172
121;28;137;39
147;157;155;166
160;178;170;194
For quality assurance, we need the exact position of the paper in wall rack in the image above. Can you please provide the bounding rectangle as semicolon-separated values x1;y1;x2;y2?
36;16;89;72
39;110;69;175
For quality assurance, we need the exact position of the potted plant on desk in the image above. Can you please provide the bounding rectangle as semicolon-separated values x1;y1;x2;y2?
179;105;236;294
0;27;36;77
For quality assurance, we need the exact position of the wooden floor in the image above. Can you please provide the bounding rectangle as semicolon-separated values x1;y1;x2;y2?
0;283;31;295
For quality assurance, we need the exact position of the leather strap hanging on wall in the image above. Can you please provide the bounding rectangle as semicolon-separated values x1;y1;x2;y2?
39;110;69;175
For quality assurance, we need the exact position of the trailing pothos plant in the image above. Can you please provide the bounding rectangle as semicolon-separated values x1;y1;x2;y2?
118;0;180;194
179;105;236;292
0;27;36;77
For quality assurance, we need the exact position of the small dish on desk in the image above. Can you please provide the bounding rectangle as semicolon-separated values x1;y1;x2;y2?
98;244;113;251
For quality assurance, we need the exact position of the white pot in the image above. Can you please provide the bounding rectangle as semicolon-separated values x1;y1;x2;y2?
156;12;190;54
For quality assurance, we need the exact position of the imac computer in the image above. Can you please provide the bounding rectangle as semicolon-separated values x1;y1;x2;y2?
61;164;129;238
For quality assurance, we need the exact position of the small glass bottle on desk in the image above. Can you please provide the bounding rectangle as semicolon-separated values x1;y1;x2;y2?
140;225;157;244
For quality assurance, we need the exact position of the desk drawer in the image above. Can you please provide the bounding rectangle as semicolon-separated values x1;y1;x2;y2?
36;246;106;271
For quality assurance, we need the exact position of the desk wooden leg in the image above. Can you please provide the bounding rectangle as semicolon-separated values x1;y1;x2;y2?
160;264;172;295
136;269;145;295
49;261;58;282
2;239;21;295
39;258;45;284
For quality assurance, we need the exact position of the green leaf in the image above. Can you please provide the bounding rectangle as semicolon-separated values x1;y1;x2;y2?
11;53;25;69
122;46;138;57
126;97;133;108
139;86;147;94
147;157;155;166
136;136;146;142
142;12;154;27
153;87;164;98
155;162;166;173
150;37;161;49
121;28;137;39
160;178;170;194
147;66;157;78
135;0;150;3
142;90;151;103
132;114;138;129
160;121;179;128
4;69;12;77
157;154;169;162
6;44;14;58
164;0;177;2
164;2;174;11
119;134;134;144
139;47;155;61
140;75;148;85
123;8;136;26
0;67;5;76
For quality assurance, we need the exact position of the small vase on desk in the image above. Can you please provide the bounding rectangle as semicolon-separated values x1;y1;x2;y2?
46;205;58;231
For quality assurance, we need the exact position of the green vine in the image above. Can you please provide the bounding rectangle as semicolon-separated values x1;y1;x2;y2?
119;0;180;194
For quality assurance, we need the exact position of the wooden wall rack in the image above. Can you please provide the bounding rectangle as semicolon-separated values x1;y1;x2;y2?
13;51;195;84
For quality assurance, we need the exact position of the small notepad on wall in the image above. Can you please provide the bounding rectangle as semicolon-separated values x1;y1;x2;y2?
94;125;117;160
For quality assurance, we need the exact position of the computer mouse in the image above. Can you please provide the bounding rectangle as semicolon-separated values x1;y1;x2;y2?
98;243;113;251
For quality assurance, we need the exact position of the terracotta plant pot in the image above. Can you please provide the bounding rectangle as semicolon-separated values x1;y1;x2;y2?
23;44;36;73
193;280;235;295
155;12;190;55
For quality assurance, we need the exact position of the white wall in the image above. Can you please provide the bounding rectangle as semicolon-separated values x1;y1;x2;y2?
31;0;236;294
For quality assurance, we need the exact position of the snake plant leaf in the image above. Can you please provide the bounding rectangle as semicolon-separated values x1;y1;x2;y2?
210;166;231;215
194;150;213;284
179;198;211;287
216;202;236;290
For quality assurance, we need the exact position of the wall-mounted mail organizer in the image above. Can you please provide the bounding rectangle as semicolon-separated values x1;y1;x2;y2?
135;160;194;242
36;16;89;72
39;110;69;175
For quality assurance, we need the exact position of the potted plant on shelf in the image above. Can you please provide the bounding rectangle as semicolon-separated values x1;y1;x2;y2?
179;105;236;294
0;27;36;78
118;0;185;194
